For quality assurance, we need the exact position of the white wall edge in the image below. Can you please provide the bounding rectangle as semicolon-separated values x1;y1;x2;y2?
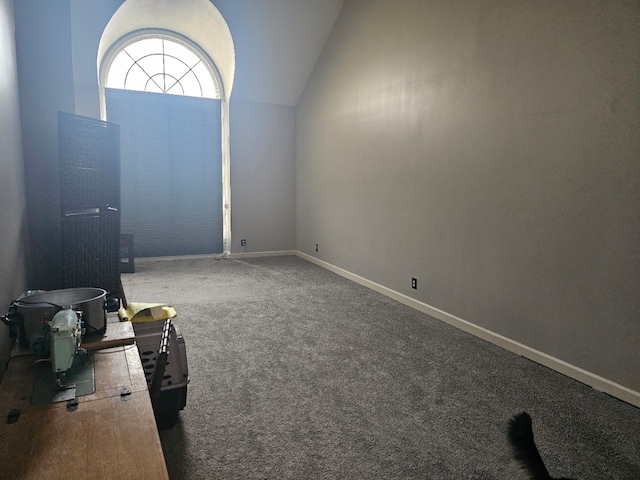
296;251;640;409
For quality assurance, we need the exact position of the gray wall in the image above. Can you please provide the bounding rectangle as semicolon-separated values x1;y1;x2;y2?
296;0;640;392
230;100;296;253
14;0;76;290
70;0;124;118
0;0;29;378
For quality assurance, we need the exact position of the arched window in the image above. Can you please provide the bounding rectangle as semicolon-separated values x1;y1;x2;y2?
106;36;221;99
98;0;235;256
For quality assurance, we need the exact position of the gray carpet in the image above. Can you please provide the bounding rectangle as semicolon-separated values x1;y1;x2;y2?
121;255;640;480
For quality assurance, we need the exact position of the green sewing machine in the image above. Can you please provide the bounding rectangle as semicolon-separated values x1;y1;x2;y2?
31;309;95;405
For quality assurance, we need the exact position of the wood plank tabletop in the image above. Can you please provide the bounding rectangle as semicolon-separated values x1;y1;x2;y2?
0;330;168;480
82;320;135;351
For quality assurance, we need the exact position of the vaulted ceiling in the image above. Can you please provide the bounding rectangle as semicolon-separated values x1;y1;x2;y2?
212;0;345;106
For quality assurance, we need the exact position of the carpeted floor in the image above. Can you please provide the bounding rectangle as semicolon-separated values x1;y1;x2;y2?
121;255;640;480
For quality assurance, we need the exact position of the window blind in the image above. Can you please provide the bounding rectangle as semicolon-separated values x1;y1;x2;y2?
105;88;223;257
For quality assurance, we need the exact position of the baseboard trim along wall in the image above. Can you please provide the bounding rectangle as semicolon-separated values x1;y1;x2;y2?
230;250;297;259
134;250;297;263
296;251;640;409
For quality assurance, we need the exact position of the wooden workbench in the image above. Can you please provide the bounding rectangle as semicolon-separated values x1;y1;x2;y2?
0;322;169;480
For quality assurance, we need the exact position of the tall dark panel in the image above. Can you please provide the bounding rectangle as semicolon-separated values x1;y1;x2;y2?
58;112;121;304
58;112;120;212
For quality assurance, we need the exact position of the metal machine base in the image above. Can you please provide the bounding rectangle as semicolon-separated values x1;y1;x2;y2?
32;354;95;405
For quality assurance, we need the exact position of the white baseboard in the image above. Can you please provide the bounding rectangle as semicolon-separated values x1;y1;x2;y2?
134;253;228;262
296;251;640;409
133;250;297;262
229;250;296;259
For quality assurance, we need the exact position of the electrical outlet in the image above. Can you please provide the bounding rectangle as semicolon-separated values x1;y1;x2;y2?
241;239;246;247
411;278;417;289
315;244;319;252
